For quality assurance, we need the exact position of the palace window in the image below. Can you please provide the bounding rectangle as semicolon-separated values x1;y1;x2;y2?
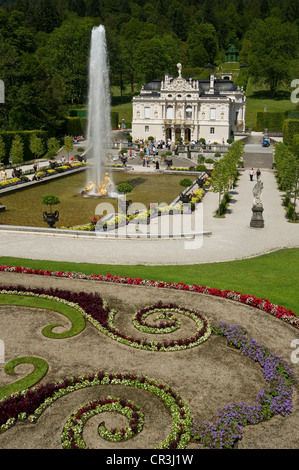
186;106;192;120
210;108;216;120
210;127;215;134
144;107;150;119
145;126;149;132
166;105;174;119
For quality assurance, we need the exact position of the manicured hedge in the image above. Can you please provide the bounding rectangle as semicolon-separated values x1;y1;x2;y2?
256;112;285;132
64;117;87;137
64;111;119;135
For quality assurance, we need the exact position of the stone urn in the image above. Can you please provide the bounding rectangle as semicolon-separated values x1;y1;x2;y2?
43;211;59;228
179;192;192;204
42;194;60;228
165;158;173;168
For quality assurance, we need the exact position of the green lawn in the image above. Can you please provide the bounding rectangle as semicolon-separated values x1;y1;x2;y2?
1;248;298;315
245;78;297;130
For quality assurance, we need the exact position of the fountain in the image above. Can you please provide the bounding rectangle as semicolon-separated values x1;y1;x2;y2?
82;25;117;198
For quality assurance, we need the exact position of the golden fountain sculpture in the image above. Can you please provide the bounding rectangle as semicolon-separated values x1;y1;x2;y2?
82;172;112;197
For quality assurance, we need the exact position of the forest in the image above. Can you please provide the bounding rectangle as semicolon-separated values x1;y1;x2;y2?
0;0;298;134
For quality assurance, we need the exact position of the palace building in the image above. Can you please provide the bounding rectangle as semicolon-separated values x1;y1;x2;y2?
131;64;246;145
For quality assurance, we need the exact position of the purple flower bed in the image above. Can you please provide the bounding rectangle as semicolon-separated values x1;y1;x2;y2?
191;322;297;448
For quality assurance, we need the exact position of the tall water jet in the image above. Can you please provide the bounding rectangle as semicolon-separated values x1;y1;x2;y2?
83;25;114;197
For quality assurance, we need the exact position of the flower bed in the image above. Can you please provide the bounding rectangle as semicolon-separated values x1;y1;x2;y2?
0;287;211;352
95;191;205;232
191;322;297;448
0;285;296;449
0;177;29;189
1;265;297;328
0;368;192;449
62;395;144;447
0;163;87;191
36;162;86;179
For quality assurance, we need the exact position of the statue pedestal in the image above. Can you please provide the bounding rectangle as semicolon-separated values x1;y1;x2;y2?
250;204;264;228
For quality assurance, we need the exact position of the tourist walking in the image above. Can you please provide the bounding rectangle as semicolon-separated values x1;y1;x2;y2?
249;168;254;181
256;169;261;181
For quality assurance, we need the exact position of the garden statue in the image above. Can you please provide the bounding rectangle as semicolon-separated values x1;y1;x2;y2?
97;172;111;196
252;180;263;206
250;180;264;228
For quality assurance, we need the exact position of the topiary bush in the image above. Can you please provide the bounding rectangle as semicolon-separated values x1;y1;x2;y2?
41;194;60;212
179;178;193;188
116;182;132;194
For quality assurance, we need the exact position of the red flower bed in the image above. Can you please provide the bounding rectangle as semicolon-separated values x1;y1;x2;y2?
0;264;298;328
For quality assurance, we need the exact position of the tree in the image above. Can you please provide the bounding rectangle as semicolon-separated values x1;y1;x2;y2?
30;133;44;160
274;142;299;221
10;135;24;165
31;0;64;33
248;16;298;97
0;10;66;132
187;23;218;66
210;141;243;216
210;159;230;216
133;37;172;84
47;137;60;155
63;136;73;160
0;137;6;164
41;16;97;104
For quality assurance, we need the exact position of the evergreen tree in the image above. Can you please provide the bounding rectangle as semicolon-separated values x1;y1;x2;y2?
10;134;24;164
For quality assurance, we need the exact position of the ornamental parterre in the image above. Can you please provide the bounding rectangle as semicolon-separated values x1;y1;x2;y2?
0;264;298;329
0;286;297;449
0;287;211;352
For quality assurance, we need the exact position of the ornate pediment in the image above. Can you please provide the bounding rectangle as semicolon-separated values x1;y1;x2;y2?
165;77;195;92
162;63;198;93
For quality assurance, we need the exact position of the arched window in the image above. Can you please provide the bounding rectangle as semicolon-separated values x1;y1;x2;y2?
186;106;192;120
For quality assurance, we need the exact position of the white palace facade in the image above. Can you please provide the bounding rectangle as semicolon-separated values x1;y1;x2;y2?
131;64;246;144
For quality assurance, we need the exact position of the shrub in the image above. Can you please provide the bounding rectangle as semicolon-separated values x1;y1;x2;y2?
116;182;132;194
283;119;299;149
286;202;297;221
179;178;193;188
219;192;231;216
195;164;207;172
283;194;290;207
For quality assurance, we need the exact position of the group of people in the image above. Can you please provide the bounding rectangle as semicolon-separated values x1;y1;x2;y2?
249;168;261;181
